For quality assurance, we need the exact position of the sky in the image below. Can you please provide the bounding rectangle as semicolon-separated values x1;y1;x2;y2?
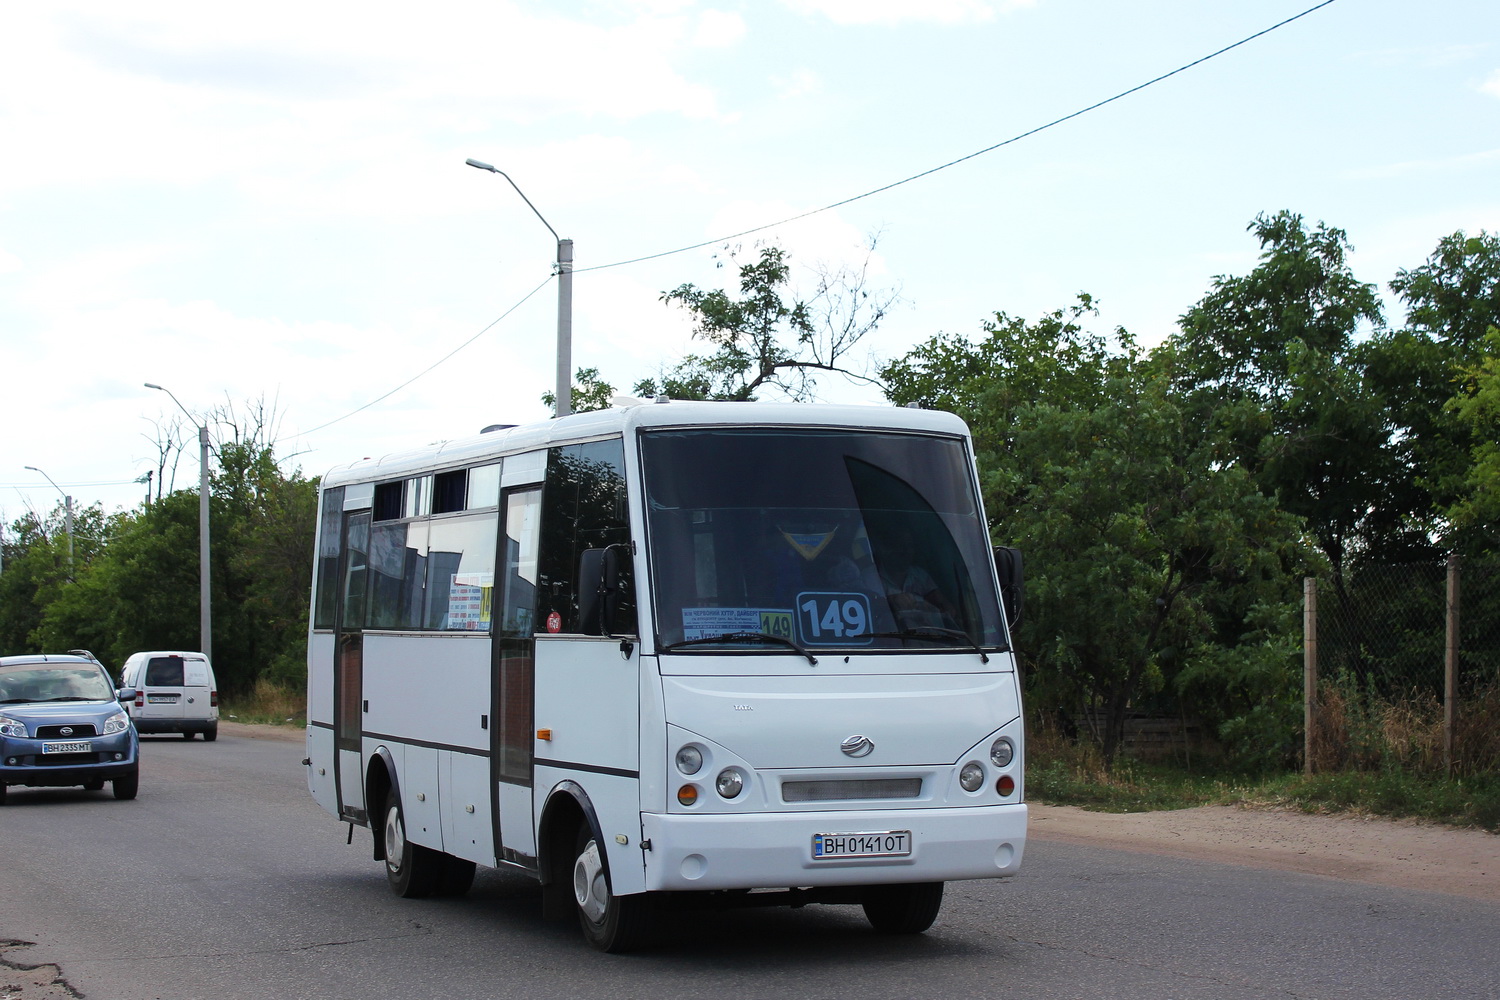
2;0;1497;526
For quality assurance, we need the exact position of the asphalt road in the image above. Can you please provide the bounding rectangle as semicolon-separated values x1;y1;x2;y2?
2;728;1496;1000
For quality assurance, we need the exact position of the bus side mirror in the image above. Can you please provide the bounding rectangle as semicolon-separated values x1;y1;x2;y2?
993;546;1024;629
578;545;629;636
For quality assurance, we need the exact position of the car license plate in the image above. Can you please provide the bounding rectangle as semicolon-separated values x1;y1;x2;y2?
148;694;177;704
43;740;92;754
811;830;912;860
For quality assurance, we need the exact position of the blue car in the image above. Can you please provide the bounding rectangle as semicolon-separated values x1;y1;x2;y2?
0;652;140;803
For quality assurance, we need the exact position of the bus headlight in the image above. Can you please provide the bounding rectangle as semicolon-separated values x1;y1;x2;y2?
959;761;985;792
715;769;744;799
990;737;1015;768
675;745;704;775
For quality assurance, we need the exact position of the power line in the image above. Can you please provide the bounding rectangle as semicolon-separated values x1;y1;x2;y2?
292;0;1337;439
296;274;555;438
575;0;1339;274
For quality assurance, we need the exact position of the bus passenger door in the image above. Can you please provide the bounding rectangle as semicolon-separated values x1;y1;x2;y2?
494;487;541;864
334;510;371;824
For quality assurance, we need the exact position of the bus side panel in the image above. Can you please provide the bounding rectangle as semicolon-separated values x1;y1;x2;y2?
441;750;495;866
402;744;442;850
531;637;640;773
306;724;337;817
362;633;490;752
535;767;647;896
308;631;335;725
307;631;338;817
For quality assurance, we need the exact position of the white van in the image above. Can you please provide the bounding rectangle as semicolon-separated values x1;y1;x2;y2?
119;651;219;741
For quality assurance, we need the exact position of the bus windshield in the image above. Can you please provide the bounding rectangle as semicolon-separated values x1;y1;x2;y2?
640;428;1006;653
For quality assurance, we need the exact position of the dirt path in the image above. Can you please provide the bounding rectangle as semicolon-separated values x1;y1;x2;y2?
1030;802;1499;903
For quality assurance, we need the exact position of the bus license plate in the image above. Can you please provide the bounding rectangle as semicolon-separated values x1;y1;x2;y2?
43;741;92;754
812;831;912;860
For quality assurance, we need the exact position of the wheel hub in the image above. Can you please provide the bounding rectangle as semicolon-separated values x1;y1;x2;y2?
573;839;608;923
384;805;405;874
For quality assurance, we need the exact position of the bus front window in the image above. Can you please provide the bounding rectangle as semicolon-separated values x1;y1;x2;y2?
640;429;1005;653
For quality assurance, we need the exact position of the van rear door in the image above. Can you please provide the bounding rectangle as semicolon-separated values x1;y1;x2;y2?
138;654;192;723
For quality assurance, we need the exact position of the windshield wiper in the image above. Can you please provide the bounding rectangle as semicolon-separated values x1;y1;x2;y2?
864;627;1000;663
39;696;94;702
658;631;818;666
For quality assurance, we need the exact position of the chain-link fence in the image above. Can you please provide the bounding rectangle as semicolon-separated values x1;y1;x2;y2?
1306;556;1500;776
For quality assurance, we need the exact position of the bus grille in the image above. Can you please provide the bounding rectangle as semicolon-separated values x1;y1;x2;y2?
781;778;922;802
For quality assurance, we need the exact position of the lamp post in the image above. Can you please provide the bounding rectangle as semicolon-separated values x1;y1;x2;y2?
145;382;212;659
465;157;574;418
24;465;73;573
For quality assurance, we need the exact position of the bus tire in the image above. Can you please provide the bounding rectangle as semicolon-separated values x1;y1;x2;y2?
383;788;439;899
862;881;944;934
573;827;652;952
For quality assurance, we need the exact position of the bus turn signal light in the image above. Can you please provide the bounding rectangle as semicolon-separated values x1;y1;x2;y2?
677;785;699;806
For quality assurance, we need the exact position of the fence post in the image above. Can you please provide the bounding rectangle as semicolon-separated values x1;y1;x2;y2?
1445;554;1460;776
1304;576;1317;776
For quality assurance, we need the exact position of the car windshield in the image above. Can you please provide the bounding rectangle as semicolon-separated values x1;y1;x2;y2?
0;663;115;704
640;428;1006;652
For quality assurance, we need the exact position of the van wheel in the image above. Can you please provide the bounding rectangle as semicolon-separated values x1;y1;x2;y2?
112;770;140;801
203;724;218;742
573;827;652;952
383;788;440;898
862;882;944;934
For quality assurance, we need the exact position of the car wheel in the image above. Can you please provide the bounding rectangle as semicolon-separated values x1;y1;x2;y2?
383;788;440;898
0;784;7;805
573;826;652;952
203;724;218;742
182;731;195;739
861;881;944;934
112;769;140;801
82;779;105;791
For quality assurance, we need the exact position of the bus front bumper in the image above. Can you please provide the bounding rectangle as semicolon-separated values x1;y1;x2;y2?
640;802;1026;892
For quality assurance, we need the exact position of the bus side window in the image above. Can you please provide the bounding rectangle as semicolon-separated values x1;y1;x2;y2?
538;440;635;635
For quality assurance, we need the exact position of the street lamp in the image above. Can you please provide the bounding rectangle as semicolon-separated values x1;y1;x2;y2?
23;465;73;573
465;157;574;418
145;382;212;660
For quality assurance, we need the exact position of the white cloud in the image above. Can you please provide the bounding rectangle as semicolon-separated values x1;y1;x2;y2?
694;9;747;47
1482;68;1500;98
780;0;1025;26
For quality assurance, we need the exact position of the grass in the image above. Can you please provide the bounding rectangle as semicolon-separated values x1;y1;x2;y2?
1028;728;1500;833
220;678;307;727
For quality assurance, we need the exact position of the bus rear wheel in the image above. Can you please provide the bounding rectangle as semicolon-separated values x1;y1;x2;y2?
862;881;944;934
383;788;441;898
573;827;652;952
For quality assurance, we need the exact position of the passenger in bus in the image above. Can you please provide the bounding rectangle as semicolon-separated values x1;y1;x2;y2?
876;527;958;629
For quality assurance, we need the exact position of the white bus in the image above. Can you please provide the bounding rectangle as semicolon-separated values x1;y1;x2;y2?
305;400;1027;951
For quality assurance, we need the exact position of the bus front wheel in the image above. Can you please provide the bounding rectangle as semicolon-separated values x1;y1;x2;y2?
862;881;944;934
572;827;652;952
383;788;440;898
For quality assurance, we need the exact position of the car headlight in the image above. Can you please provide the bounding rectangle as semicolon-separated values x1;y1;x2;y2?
101;710;131;736
0;714;27;738
990;737;1015;768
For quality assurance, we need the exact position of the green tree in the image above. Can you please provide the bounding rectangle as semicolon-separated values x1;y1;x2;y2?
639;242;897;401
1163;211;1392;580
542;367;617;415
885;303;1317;764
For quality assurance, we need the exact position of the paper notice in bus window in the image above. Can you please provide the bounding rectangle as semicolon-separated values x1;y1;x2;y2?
445;572;494;631
682;607;791;640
